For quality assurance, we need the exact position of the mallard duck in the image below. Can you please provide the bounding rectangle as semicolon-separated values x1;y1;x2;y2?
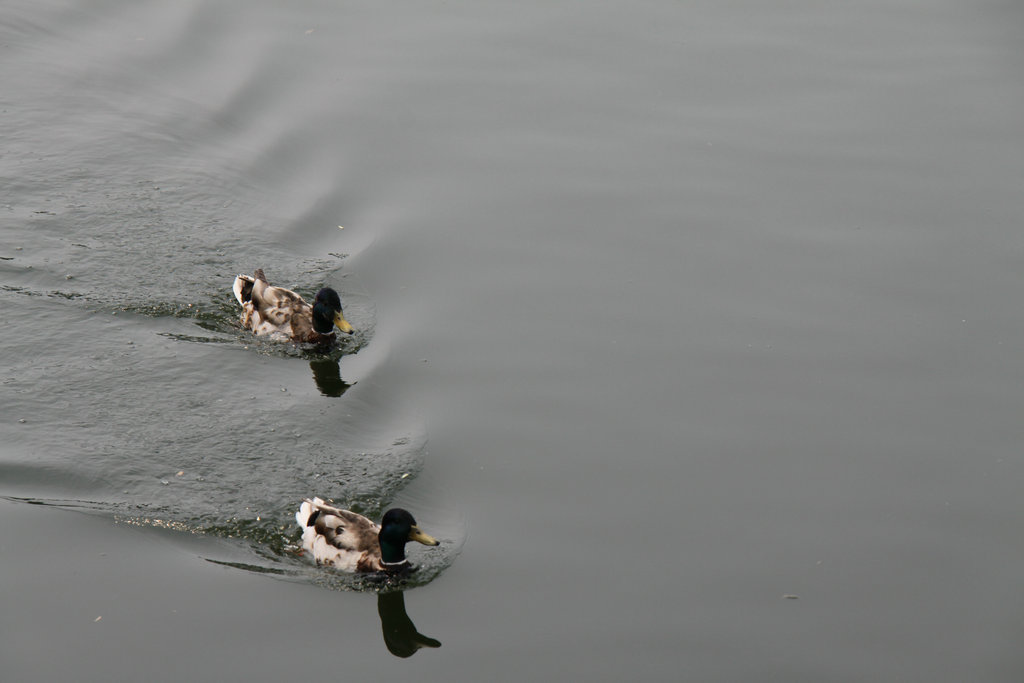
296;498;440;573
232;268;354;344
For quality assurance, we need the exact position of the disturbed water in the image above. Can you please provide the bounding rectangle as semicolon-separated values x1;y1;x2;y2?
4;1;1024;680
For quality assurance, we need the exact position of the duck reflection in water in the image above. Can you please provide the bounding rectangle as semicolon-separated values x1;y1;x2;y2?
377;590;441;657
309;357;352;397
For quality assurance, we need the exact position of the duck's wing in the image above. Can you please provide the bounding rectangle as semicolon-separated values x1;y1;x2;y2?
288;308;319;342
296;499;382;570
251;278;310;328
299;498;380;553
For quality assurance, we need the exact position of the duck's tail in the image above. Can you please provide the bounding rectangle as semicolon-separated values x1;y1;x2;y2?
296;497;327;528
232;274;256;305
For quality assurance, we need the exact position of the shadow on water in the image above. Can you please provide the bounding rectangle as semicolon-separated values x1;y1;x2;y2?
378;590;442;657
308;357;354;397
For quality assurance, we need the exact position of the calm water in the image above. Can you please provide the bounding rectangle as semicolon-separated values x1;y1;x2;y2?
4;1;1024;680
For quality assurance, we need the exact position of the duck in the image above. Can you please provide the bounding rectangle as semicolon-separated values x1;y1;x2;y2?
296;498;440;573
232;268;354;344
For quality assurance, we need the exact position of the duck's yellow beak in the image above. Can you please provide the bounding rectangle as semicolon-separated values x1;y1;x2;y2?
408;525;440;546
333;311;354;335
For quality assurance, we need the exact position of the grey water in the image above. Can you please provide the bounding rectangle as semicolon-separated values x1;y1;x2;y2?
4;1;1024;680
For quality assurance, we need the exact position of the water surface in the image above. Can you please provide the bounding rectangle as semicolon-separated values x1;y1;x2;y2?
3;1;1024;680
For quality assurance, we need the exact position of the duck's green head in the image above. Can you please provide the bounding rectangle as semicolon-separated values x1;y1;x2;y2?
312;287;354;335
378;508;440;567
